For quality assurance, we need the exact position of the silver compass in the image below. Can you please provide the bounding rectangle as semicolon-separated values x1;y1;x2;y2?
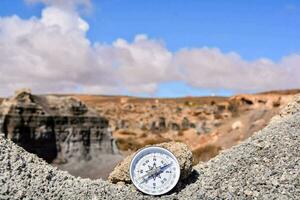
129;146;180;196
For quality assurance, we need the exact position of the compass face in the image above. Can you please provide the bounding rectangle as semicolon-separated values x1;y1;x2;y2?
129;146;180;196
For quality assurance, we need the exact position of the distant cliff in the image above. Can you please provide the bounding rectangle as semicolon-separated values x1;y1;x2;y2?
0;89;117;164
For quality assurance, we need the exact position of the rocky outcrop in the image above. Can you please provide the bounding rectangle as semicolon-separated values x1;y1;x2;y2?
228;93;293;111
108;142;193;184
0;89;117;164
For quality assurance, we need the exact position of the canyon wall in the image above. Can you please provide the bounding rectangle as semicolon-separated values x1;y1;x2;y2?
0;89;117;164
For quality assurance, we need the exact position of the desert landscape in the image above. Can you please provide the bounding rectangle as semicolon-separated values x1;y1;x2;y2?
0;88;298;180
0;90;299;199
75;90;297;164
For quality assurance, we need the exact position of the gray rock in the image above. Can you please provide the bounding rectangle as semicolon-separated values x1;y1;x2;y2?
168;122;180;131
0;90;116;164
181;117;190;130
158;117;167;131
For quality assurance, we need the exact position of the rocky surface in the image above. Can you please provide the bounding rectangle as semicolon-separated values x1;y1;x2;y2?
0;94;299;199
108;142;193;184
0;89;121;179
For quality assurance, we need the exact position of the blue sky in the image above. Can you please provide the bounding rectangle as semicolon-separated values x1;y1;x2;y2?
88;0;300;61
0;0;299;97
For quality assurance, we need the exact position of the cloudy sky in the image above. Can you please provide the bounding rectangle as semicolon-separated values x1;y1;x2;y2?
0;0;299;97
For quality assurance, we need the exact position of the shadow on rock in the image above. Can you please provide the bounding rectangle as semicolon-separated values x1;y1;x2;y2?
167;169;200;195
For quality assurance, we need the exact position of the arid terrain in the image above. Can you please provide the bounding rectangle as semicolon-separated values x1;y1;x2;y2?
0;89;299;180
1;92;299;199
73;90;298;164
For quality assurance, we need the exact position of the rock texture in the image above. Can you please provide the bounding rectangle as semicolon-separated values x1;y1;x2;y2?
0;89;117;164
108;142;193;184
0;94;299;199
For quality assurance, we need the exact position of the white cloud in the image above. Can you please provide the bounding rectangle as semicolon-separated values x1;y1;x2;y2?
110;35;176;94
0;5;175;96
0;1;300;97
40;6;89;32
174;48;300;92
0;6;115;96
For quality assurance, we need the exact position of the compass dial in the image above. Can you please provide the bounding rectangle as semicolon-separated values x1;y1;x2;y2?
129;146;180;196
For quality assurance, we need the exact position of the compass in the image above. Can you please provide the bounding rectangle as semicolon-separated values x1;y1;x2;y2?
129;146;180;196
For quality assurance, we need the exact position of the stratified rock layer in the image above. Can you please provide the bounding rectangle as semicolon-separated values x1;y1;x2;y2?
0;95;300;199
0;89;116;164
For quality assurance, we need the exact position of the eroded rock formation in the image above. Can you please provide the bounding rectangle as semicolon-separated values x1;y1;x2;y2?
0;89;117;164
